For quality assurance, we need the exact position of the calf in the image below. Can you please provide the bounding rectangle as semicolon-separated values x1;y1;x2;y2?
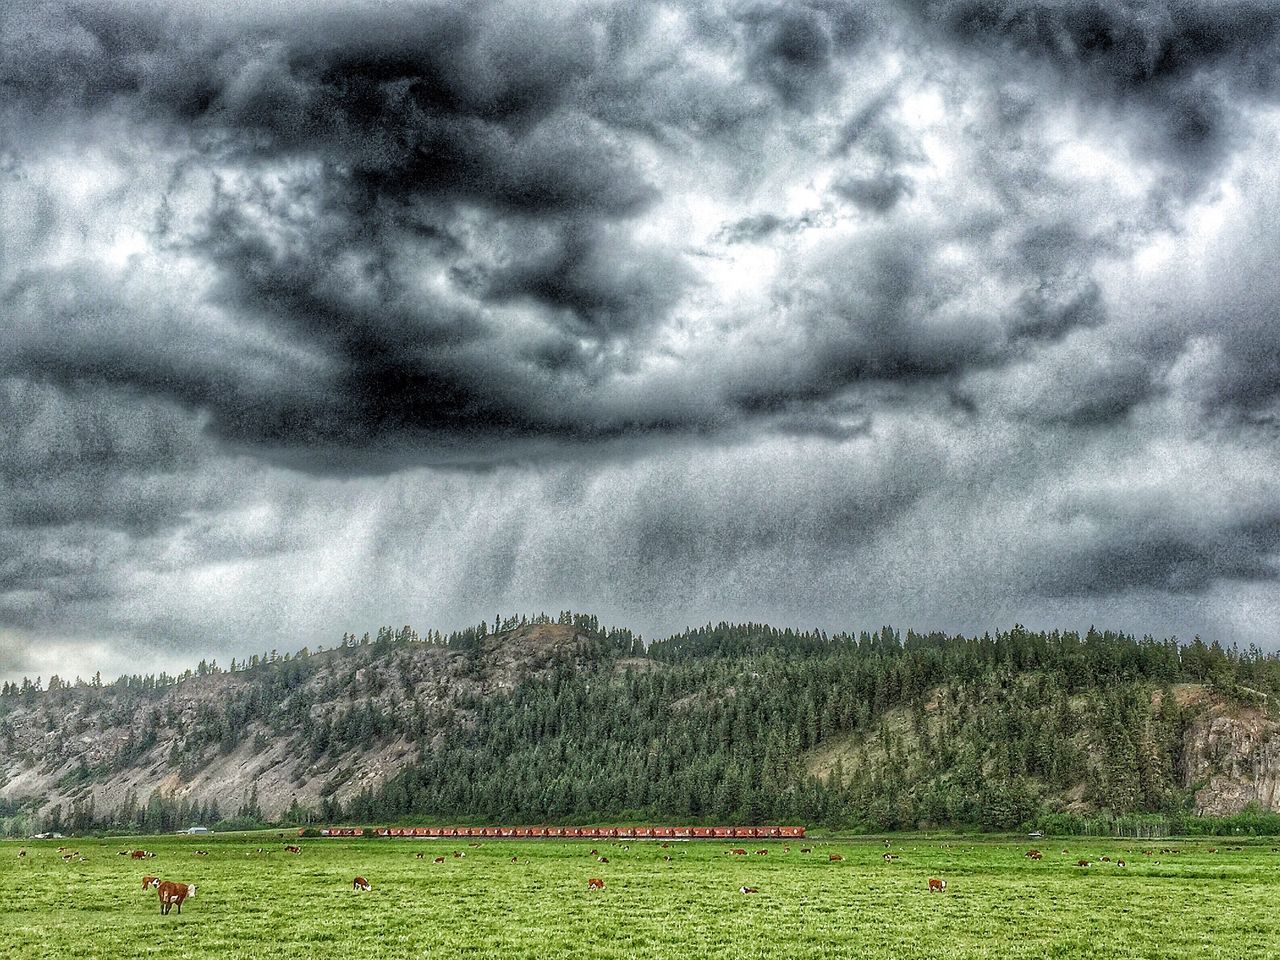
927;878;947;893
597;856;609;864
587;878;605;890
730;848;748;856
352;876;372;892
142;876;160;889
130;850;148;860
1025;849;1042;860
755;849;768;856
157;880;195;915
433;856;445;864
284;845;302;854
1076;860;1090;867
1116;859;1127;868
739;886;759;894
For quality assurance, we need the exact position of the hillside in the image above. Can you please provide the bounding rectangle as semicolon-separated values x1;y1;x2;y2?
1;616;1279;834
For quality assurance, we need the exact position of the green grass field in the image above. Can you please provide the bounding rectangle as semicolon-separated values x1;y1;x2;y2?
1;833;1277;958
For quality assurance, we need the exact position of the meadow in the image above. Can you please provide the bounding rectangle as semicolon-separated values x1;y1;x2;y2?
1;833;1277;959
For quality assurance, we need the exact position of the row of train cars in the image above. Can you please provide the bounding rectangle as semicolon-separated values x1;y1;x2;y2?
307;825;807;839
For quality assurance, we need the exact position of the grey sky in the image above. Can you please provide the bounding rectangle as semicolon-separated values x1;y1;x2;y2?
2;0;1278;681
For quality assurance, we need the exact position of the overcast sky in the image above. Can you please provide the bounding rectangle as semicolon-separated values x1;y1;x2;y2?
2;0;1279;682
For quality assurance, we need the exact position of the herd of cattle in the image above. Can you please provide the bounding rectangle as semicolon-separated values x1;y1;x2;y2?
16;836;1264;917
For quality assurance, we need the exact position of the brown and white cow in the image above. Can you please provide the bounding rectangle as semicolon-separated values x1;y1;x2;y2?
1025;849;1042;860
587;878;605;890
1076;860;1090;867
142;875;160;890
828;854;844;862
739;886;759;894
729;848;748;856
755;849;769;856
927;878;947;893
597;856;609;863
284;845;302;854
158;880;195;915
352;876;372;891
433;856;445;864
130;850;149;860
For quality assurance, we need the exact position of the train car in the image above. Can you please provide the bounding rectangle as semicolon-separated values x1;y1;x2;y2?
514;827;530;837
617;827;635;839
653;826;674;838
634;827;654;838
529;827;548;837
691;827;714;838
674;826;691;838
780;825;805;838
482;827;500;837
499;827;514;837
712;827;731;838
578;827;598;838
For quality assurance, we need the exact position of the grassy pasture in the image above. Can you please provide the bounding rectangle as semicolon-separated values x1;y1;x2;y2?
1;834;1277;959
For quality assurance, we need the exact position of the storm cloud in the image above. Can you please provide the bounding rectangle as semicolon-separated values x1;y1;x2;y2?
1;0;1278;679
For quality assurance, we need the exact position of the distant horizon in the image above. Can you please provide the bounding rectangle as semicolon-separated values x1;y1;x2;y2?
2;611;1260;687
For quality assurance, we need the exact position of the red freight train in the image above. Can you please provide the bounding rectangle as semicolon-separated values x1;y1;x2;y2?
306;825;804;839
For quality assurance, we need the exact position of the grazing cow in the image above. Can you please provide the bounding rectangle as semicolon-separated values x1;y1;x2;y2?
130;850;148;860
510;856;519;863
1025;850;1042;860
928;878;946;893
663;855;672;862
587;878;605;890
157;881;195;915
1101;856;1111;863
739;886;759;894
433;857;445;864
195;850;209;857
730;849;748;856
1116;860;1127;868
1208;848;1218;854
453;851;465;859
589;849;599;856
800;848;811;854
1076;860;1090;867
284;845;302;854
829;854;844;862
1061;849;1070;855
352;876;371;891
755;849;768;856
597;856;609;864
661;842;670;849
142;876;160;889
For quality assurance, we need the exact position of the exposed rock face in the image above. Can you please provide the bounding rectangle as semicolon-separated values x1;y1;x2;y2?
0;623;588;821
1182;705;1280;815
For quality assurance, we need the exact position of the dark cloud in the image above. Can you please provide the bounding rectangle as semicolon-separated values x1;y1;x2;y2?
2;0;1280;677
903;0;1280;192
1034;491;1280;596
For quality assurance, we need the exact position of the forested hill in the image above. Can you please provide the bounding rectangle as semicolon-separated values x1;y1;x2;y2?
2;614;1279;837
